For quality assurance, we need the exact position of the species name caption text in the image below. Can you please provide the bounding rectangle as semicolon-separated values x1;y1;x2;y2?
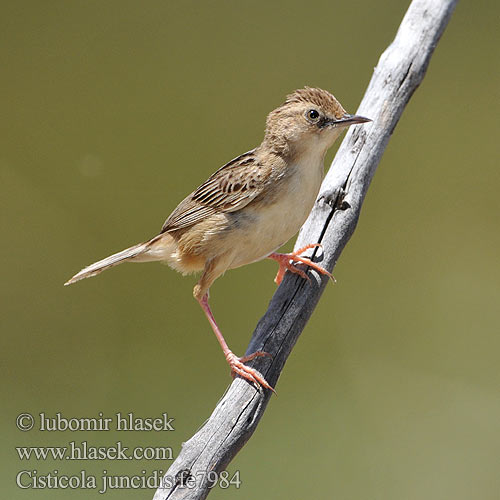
15;412;242;492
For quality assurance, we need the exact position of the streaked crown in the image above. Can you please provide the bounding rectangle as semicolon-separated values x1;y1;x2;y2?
282;87;346;119
263;87;349;155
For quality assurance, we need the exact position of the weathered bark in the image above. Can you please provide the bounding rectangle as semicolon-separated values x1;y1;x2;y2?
152;1;458;498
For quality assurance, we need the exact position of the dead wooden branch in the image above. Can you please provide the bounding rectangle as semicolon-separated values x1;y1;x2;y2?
152;1;458;498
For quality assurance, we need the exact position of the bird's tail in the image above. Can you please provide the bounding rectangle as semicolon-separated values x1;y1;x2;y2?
64;234;168;286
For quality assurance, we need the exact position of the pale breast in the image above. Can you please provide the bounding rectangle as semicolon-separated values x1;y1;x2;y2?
226;154;324;269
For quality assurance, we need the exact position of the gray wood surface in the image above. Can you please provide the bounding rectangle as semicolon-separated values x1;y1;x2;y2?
152;1;458;498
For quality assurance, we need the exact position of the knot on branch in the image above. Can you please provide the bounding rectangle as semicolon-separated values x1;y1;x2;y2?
319;186;350;211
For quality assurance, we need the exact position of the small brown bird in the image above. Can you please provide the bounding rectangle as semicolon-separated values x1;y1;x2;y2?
65;87;370;391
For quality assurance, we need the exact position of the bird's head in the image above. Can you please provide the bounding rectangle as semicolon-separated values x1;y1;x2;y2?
264;87;370;157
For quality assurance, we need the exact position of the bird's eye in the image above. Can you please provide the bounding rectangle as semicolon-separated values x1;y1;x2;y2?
307;109;320;121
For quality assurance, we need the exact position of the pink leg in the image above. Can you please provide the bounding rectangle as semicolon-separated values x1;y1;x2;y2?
197;293;275;392
268;243;334;285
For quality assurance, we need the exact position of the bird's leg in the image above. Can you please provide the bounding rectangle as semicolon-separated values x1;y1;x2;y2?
268;243;334;285
197;293;274;392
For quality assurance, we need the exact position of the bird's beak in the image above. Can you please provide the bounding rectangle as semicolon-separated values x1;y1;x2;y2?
325;114;372;127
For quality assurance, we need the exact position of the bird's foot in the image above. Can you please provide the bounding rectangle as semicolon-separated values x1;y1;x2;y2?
269;243;334;285
226;351;275;393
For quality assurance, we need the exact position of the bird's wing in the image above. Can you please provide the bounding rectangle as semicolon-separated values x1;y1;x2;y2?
161;149;268;232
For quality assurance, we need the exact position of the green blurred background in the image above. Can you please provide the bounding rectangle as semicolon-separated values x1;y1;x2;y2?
2;1;499;498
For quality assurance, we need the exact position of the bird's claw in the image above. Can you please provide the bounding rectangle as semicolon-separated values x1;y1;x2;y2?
270;243;334;285
226;352;275;393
